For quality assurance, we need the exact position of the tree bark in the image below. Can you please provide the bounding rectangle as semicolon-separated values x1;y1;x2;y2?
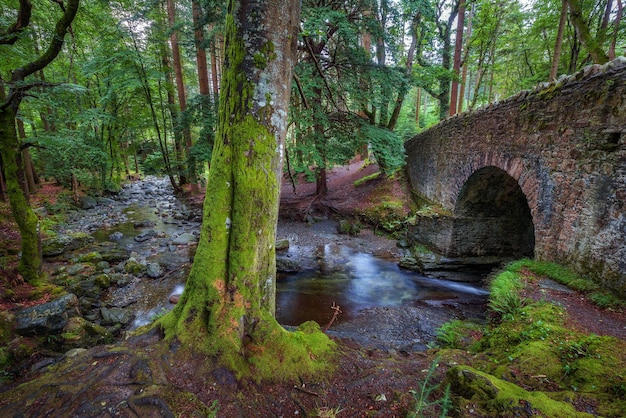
166;0;199;193
0;0;79;285
567;0;610;64
159;0;334;381
550;0;568;81
449;0;465;116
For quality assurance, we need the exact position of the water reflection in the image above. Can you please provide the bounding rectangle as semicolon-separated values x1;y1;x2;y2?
276;244;488;326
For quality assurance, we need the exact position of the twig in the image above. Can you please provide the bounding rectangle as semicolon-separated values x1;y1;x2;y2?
293;385;319;397
322;302;342;332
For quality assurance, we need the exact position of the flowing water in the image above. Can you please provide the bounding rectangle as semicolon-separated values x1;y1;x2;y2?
275;242;488;327
74;178;489;346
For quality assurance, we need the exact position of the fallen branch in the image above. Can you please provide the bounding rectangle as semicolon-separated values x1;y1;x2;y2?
322;302;342;333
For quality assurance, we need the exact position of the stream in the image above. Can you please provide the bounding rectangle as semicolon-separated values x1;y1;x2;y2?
46;176;489;352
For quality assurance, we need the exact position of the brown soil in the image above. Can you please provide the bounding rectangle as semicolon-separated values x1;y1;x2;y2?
1;164;625;417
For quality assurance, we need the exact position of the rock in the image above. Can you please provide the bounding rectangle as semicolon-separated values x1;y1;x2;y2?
146;263;163;279
135;230;156;242
124;259;146;276
171;233;196;245
14;294;80;336
64;347;87;358
100;307;133;326
99;246;130;262
276;257;301;273
66;263;91;276
398;256;424;273
78;251;103;263
275;238;290;251
81;196;98;209
169;294;181;304
109;231;124;241
62;317;112;349
95;197;116;205
338;219;360;235
42;233;94;257
8;336;37;361
134;220;156;229
446;366;584;417
95;261;110;271
93;273;111;288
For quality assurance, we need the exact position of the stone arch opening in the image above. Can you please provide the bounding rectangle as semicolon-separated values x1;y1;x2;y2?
450;166;535;258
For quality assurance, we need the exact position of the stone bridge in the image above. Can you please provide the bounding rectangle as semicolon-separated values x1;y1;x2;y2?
405;58;626;295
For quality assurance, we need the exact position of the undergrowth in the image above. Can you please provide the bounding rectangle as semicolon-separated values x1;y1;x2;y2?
408;356;451;418
434;259;626;417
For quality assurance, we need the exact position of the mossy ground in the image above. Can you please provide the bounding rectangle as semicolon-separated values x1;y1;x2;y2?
436;260;626;417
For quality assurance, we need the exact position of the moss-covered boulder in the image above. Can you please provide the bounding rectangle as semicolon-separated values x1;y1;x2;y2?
42;233;94;257
446;365;593;417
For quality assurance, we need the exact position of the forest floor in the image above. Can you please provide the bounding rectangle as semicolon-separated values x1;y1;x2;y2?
0;162;625;416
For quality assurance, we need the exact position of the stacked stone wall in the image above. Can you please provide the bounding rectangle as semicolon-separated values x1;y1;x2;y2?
405;58;626;295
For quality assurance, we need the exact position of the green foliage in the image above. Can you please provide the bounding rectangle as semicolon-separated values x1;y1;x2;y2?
487;269;526;318
436;320;482;349
408;356;452;418
359;124;406;174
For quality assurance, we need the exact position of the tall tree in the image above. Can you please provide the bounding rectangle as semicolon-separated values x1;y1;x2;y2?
449;0;465;116
159;0;334;380
0;0;80;284
165;0;198;192
567;0;610;63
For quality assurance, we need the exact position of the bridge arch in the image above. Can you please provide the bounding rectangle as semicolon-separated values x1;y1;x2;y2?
449;166;535;258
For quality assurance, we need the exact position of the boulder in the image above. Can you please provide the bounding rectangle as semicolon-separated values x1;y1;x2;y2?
81;196;98;209
100;307;133;326
275;238;290;251
134;230;156;242
42;233;94;257
171;233;196;245
14;294;80;336
146;263;163;279
446;366;586;417
276;257;301;273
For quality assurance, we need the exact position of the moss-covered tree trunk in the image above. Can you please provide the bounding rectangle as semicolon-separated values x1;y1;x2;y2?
1;0;80;285
0;101;41;284
160;0;335;381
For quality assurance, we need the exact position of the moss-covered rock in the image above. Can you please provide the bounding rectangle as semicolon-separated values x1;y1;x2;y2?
78;251;103;263
42;233;94;257
446;365;594;417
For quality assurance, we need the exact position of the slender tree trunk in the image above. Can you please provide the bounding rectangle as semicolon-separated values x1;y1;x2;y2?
449;0;465;116
458;3;473;114
415;88;421;128
0;155;7;202
610;0;623;59
166;0;198;191
550;0;568;81
193;1;211;98
16;119;36;194
159;36;188;185
0;101;41;283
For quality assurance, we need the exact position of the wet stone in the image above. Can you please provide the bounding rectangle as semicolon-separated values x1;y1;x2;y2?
100;307;133;326
14;294;80;336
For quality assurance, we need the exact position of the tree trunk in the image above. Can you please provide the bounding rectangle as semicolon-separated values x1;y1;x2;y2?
166;0;198;191
158;34;187;185
159;0;334;381
567;0;610;64
550;0;568;81
449;0;465;116
0;104;41;284
193;1;211;98
0;0;79;285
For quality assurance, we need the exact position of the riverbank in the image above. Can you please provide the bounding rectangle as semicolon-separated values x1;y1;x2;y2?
1;164;625;416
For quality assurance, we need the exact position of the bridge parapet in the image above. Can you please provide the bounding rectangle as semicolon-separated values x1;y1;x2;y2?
405;58;626;295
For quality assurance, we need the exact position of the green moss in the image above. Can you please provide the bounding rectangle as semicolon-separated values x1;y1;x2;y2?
79;252;103;263
353;171;380;186
447;366;593;417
